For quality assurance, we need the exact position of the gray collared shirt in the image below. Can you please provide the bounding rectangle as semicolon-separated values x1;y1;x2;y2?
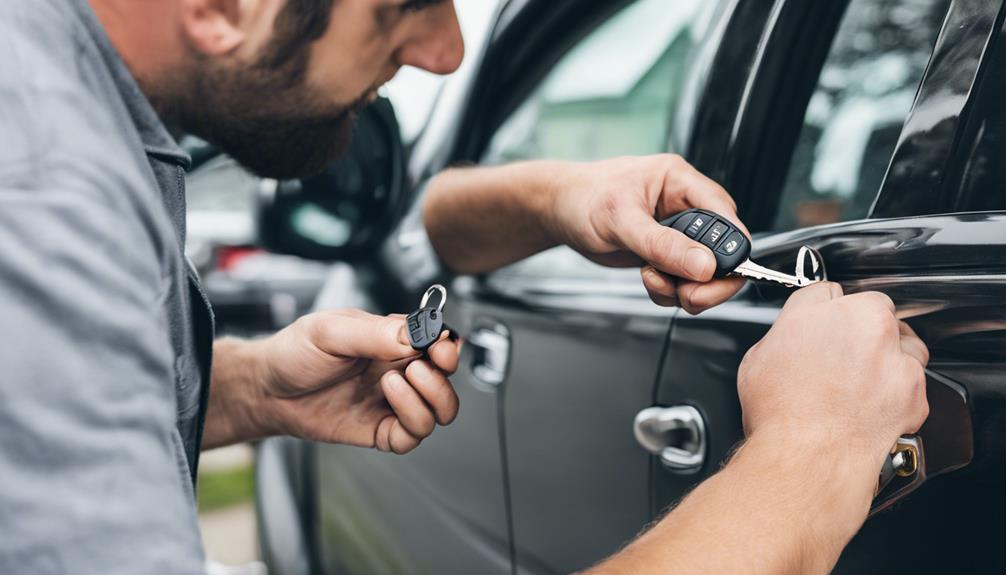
0;0;214;572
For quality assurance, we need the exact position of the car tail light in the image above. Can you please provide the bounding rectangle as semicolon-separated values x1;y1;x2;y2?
215;246;263;272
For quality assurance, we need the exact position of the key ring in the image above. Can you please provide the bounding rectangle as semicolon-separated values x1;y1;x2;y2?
420;284;448;314
795;246;827;287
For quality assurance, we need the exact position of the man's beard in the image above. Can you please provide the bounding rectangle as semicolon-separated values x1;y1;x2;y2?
165;58;373;180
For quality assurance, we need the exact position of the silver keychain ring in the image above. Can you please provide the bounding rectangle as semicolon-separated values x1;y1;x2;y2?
795;246;827;287
420;284;448;313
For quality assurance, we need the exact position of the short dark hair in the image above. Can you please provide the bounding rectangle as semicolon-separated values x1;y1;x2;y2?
259;0;335;82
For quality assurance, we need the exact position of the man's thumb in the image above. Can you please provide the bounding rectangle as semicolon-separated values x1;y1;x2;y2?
311;311;416;361
622;213;716;281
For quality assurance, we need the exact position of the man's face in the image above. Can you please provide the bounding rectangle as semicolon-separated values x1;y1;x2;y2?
174;0;464;180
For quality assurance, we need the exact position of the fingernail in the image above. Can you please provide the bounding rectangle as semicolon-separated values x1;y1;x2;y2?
685;247;714;280
387;372;406;389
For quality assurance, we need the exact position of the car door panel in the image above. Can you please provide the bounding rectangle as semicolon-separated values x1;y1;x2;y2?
454;274;676;574
654;213;1005;571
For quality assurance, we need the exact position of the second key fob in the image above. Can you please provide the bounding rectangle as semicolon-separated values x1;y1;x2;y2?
659;209;751;278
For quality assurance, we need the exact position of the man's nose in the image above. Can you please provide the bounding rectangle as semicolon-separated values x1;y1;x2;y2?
396;5;465;76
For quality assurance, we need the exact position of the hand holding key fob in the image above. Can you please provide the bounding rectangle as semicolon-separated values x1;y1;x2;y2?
660;209;824;288
660;209;750;278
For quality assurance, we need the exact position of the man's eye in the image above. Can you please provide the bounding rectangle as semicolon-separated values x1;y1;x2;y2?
400;0;442;14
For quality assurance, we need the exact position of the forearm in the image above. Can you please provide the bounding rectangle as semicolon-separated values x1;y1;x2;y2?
590;431;877;575
423;161;570;274
202;337;273;450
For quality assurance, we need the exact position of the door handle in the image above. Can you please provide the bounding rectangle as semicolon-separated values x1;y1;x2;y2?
467;323;511;389
634;406;706;474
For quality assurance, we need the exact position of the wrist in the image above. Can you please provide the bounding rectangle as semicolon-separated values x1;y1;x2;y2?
737;428;879;556
528;160;583;247
204;338;277;449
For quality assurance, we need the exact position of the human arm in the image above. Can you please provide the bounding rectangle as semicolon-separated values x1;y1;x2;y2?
202;311;461;453
423;155;748;313
586;283;930;574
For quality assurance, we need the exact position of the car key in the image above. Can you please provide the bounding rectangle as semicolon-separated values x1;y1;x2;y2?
872;436;924;516
406;284;449;353
660;209;823;288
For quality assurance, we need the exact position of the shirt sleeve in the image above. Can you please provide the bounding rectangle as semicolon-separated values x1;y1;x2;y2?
0;4;207;573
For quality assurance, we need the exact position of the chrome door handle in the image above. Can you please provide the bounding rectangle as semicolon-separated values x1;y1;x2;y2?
467;323;511;389
634;406;707;474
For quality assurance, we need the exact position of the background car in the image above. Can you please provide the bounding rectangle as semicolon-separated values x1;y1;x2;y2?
254;0;1006;573
184;143;331;336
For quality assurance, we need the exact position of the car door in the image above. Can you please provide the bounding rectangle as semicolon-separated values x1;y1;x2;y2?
441;1;730;573
653;0;1006;572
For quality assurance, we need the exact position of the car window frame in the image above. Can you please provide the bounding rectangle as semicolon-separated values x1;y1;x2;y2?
872;0;1006;218
715;0;1002;233
934;2;1006;214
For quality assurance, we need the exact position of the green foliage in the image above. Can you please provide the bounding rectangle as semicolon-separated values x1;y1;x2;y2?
197;464;255;512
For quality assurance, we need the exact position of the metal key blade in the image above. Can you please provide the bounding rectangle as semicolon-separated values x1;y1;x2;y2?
733;259;807;288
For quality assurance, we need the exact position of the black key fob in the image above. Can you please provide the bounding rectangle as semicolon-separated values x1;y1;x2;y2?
660;208;751;278
407;306;445;353
407;285;449;353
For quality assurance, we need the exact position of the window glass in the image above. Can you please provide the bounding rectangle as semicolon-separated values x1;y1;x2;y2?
482;0;716;281
772;0;950;232
952;32;1006;212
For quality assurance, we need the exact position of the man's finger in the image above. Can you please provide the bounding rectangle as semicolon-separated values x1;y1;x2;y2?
428;333;462;374
641;267;680;307
381;371;437;438
899;321;930;367
375;415;422;455
843;290;897;315
312;311;417;362
781;281;844;312
657;158;748;236
617;209;716;282
405;360;460;426
676;277;746;314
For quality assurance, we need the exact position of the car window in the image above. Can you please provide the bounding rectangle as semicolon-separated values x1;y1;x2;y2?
482;0;716;283
952;29;1006;213
772;0;951;232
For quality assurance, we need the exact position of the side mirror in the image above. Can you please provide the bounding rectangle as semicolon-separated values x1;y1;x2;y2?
257;96;406;261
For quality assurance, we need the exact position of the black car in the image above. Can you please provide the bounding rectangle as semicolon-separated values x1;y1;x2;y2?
254;0;1006;573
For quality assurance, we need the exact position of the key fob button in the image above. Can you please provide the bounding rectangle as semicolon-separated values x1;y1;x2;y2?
684;214;711;238
701;221;731;248
717;232;745;256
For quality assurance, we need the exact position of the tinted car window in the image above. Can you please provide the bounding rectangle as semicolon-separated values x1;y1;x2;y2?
483;0;716;281
772;0;950;232
952;29;1006;213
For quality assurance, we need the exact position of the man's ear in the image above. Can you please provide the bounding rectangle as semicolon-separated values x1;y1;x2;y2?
178;0;245;56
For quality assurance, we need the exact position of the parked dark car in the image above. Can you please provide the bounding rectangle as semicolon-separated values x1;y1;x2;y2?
255;0;1006;573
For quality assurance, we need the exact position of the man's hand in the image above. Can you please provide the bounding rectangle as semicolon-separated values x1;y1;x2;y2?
738;281;930;483
424;156;747;314
203;310;461;453
547;155;748;313
588;283;930;575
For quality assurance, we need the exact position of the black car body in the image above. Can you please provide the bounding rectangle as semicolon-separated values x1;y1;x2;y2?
256;0;1006;573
